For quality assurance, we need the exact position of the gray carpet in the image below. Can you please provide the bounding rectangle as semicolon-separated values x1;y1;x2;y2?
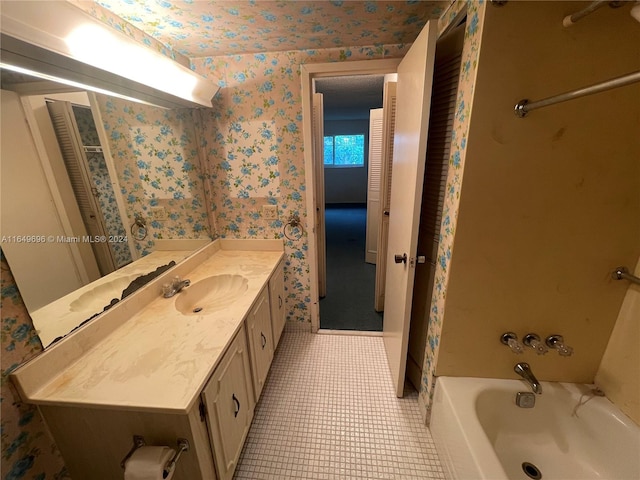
319;204;383;331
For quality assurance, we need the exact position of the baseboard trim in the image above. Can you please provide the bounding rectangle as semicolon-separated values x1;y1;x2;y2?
317;329;383;337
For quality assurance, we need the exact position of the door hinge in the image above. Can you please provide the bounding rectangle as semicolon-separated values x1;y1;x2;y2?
199;398;207;422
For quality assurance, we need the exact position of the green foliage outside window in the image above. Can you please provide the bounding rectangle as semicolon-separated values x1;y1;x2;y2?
324;134;364;167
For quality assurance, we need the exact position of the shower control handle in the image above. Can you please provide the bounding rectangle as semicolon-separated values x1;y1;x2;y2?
394;253;407;264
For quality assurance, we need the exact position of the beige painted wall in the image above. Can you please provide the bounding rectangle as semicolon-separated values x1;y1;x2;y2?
436;2;640;383
595;257;640;425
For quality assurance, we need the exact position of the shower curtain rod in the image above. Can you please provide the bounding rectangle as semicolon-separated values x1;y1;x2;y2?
514;70;640;118
612;267;640;286
563;0;609;27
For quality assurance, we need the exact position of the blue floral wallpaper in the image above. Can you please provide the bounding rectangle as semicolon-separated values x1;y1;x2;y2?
193;43;416;323
1;250;70;479
0;3;484;477
89;0;448;58
69;0;191;67
194;0;487;421
420;0;486;422
95;96;214;256
72;105;101;146
86;152;133;267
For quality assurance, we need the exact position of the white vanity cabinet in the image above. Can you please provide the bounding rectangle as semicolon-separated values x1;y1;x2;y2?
202;324;255;480
38;399;217;479
246;287;274;399
10;241;286;480
269;259;286;349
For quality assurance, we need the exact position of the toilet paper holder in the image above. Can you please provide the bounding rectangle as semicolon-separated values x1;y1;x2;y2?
121;435;190;478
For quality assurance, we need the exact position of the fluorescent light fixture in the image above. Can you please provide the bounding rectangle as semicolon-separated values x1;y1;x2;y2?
0;60;160;107
0;1;218;109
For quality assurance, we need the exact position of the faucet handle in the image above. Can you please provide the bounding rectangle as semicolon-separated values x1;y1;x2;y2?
545;334;573;357
523;333;549;355
501;332;524;354
162;282;174;298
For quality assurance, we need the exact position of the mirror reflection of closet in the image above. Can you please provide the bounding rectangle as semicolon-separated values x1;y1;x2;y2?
46;99;133;275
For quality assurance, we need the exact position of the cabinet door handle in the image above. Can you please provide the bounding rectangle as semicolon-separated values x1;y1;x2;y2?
261;332;267;349
232;394;240;418
278;295;283;308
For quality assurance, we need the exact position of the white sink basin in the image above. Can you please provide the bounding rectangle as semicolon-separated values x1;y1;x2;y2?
175;274;248;315
69;275;138;313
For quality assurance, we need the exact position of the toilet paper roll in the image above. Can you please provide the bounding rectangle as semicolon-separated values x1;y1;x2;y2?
124;446;176;480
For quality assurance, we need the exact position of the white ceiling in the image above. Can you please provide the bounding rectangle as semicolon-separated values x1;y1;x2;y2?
315;75;385;120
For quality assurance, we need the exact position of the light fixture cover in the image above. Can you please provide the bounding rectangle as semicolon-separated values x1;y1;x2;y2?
0;1;218;109
631;1;640;23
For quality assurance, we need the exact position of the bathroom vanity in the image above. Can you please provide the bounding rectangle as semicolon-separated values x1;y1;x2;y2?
10;239;286;480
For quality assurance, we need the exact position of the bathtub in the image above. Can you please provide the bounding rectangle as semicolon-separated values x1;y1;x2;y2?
431;376;640;480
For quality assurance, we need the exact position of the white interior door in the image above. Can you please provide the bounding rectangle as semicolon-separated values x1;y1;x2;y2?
374;81;397;312
365;108;383;264
312;92;327;298
382;21;437;398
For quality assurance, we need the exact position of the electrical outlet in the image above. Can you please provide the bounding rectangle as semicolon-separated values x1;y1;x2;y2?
262;205;278;220
150;206;167;221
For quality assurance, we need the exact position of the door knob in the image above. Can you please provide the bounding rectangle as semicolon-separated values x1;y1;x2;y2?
394;253;407;264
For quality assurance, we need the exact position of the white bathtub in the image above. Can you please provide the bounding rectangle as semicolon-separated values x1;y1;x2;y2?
431;376;640;480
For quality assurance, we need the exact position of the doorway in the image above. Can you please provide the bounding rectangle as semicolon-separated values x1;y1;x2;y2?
314;74;387;332
302;19;466;394
301;59;401;333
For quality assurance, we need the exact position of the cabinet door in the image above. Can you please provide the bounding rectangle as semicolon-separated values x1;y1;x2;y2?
202;325;255;480
246;287;273;400
268;260;286;349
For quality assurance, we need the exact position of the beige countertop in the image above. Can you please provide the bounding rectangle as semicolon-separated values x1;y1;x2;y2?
12;240;284;414
31;249;196;348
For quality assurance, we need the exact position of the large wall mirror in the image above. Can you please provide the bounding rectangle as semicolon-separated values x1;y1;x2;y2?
1;69;215;348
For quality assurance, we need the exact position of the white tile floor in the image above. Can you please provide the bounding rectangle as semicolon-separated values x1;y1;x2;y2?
234;327;445;479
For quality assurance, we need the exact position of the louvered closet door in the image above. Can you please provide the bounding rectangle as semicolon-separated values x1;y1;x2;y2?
47;101;116;275
365;108;383;264
406;23;464;393
374;81;397;312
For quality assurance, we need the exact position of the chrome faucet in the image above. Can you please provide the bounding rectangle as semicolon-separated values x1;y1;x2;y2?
523;333;548;355
162;277;191;298
545;334;574;356
500;332;524;354
514;362;542;394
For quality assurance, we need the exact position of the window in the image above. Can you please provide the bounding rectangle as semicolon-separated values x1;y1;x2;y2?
323;134;365;167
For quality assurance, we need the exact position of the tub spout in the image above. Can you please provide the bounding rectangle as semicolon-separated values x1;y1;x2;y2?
514;362;542;394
